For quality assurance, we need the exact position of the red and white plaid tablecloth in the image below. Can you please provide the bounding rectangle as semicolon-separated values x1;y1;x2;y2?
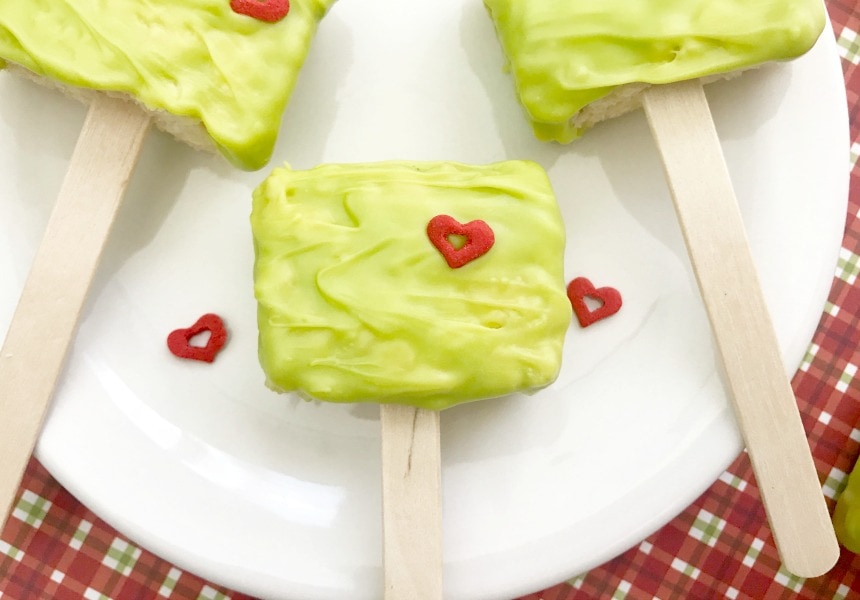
3;2;860;599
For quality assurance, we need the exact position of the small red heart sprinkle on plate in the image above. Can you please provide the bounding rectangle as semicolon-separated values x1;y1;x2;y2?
567;277;622;328
167;313;228;363
230;0;290;23
426;214;495;269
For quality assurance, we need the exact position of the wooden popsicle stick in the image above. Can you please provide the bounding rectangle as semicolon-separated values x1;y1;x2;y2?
641;79;839;578
0;95;150;531
380;404;443;599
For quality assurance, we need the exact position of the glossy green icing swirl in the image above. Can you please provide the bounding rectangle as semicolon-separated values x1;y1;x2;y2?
484;0;826;142
251;161;571;410
0;0;334;170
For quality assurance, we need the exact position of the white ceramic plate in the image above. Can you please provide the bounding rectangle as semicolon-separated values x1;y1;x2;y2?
0;2;848;599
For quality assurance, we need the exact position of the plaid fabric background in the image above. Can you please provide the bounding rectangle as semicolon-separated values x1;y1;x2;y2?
3;2;860;599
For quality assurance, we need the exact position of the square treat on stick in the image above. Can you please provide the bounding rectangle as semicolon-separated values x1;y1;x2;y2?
484;0;837;579
251;159;570;598
0;0;334;537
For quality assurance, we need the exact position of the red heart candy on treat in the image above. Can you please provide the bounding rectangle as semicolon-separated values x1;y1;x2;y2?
230;0;290;22
426;215;495;269
567;277;622;328
167;313;228;363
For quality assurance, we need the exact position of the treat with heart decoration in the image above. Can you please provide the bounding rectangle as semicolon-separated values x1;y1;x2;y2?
0;0;329;571
567;277;622;328
250;159;570;598
426;215;495;269
167;313;228;363
250;159;570;409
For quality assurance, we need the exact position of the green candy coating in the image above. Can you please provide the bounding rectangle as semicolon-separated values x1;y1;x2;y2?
484;0;826;142
835;456;860;553
0;0;334;170
251;161;571;410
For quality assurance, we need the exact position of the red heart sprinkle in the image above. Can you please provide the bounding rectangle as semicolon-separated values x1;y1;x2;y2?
230;0;289;22
426;215;495;269
567;277;622;328
167;313;228;363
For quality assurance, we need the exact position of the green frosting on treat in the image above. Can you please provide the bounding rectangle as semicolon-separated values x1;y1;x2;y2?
251;161;571;410
484;0;825;142
0;0;334;170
